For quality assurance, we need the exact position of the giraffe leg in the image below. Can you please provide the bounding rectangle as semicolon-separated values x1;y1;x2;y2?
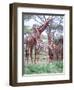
36;50;39;64
25;45;29;64
34;46;37;64
30;47;33;64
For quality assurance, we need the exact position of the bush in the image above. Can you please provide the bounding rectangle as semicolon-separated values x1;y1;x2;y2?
24;60;63;74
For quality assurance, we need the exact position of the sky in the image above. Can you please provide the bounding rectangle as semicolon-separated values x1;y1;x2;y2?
24;19;38;27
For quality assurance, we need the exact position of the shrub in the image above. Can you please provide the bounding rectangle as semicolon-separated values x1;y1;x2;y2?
24;60;63;74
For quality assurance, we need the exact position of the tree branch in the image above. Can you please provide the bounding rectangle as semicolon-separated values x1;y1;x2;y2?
43;15;47;21
37;15;45;23
33;16;42;25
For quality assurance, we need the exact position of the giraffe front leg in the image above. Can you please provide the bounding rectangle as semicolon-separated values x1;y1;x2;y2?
37;52;39;64
30;47;33;64
25;45;29;64
34;46;37;64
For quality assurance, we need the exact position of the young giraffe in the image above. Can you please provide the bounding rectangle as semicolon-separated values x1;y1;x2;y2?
48;33;63;62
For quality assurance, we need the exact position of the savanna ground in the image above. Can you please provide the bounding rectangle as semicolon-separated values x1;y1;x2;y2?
24;61;63;74
24;50;63;74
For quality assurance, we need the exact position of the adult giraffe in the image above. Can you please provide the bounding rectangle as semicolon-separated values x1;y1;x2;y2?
24;17;52;64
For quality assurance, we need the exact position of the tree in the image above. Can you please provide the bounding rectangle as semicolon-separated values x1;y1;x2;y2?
24;14;64;43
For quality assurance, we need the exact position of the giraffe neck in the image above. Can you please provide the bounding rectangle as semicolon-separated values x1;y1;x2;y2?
32;17;51;41
37;18;50;34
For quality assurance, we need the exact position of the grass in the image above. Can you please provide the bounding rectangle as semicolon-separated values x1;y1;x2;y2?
24;60;63;74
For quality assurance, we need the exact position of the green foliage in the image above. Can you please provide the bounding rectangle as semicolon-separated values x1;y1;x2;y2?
24;29;32;34
24;60;63;74
24;26;32;34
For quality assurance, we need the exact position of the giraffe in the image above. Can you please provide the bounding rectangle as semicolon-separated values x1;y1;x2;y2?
24;17;52;64
48;32;63;62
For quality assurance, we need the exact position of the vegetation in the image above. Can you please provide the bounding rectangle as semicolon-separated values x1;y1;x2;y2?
24;60;63;74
